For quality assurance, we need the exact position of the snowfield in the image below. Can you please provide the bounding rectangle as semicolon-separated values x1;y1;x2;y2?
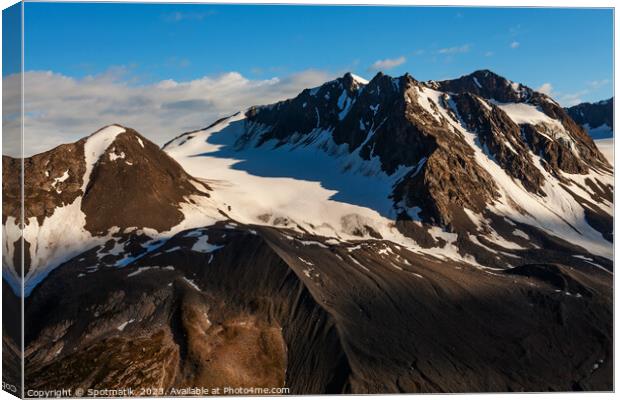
164;112;428;248
165;83;614;264
164;109;483;265
596;138;614;166
586;123;613;140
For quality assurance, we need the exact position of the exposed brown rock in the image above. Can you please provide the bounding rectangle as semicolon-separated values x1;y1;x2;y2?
81;128;210;234
3;141;84;225
2;126;212;236
19;225;613;393
450;93;546;194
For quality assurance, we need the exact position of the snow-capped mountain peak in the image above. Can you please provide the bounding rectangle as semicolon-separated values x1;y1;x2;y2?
164;70;613;275
349;72;369;85
2;126;221;295
4;69;613;296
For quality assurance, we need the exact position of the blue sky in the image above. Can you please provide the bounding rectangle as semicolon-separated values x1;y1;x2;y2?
2;2;20;76
2;3;614;154
21;3;613;103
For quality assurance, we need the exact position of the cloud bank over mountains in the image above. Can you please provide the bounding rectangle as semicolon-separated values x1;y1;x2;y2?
3;69;336;156
2;66;611;157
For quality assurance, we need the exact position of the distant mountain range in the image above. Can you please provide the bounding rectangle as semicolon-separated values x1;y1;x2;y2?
566;97;614;139
3;69;613;393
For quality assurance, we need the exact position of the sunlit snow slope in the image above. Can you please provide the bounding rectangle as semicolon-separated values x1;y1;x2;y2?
163;111;441;253
165;70;613;268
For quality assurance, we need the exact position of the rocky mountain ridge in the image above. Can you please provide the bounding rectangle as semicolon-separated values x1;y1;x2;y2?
2;69;614;394
566;97;613;139
165;69;613;270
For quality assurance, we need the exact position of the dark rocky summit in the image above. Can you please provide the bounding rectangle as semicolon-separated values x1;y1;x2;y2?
3;125;210;234
79;127;210;234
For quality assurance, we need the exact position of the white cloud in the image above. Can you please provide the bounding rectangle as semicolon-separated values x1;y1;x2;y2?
368;56;406;71
531;77;609;107
588;79;610;89
536;82;553;96
510;41;520;49
437;44;470;54
484;51;494;57
2;72;22;157
4;69;335;156
558;90;588;107
553;79;610;107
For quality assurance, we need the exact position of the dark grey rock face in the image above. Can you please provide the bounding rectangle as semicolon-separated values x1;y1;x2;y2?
566;98;614;139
